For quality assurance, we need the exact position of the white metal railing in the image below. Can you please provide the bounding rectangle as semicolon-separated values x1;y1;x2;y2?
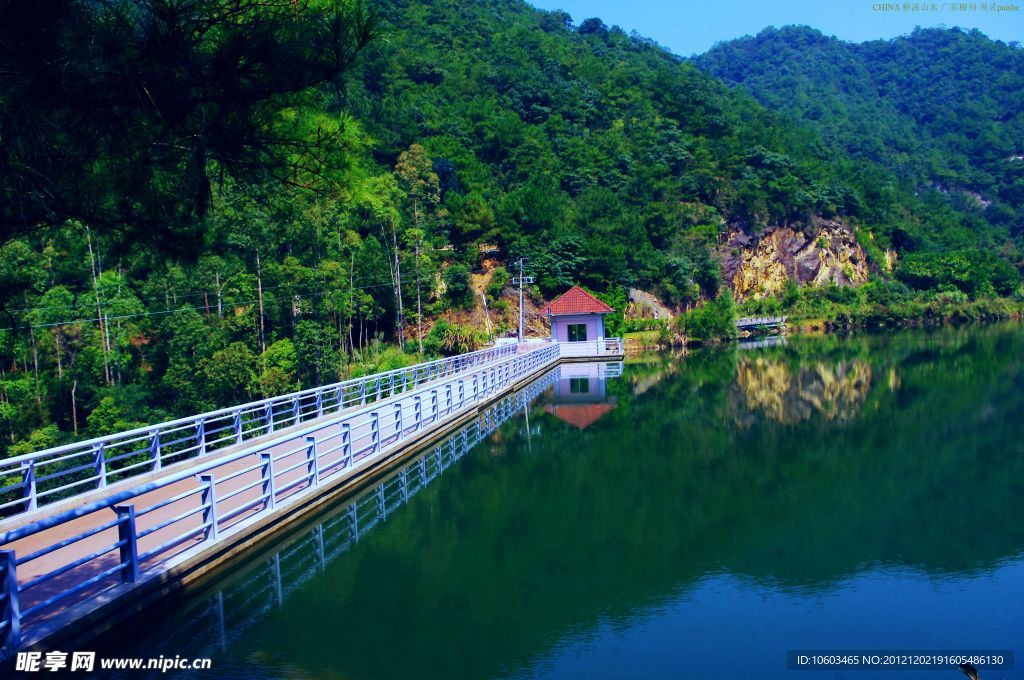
0;345;517;519
130;369;560;660
557;337;624;358
0;343;560;656
735;316;786;328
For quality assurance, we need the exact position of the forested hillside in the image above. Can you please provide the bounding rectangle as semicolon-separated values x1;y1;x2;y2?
696;25;1024;246
1;0;1021;457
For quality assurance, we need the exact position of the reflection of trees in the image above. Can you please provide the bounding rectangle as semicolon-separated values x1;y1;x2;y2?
95;325;1024;680
732;356;873;425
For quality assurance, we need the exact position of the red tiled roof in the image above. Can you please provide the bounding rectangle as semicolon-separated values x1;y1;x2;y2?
544;403;616;429
539;286;613;316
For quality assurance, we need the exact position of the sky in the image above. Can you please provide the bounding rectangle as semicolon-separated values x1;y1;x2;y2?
527;0;1024;56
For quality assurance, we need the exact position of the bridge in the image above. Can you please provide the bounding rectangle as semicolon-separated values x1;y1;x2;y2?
735;316;787;332
0;337;623;659
122;369;562;660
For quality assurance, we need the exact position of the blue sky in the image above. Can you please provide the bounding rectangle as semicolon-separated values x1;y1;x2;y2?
526;0;1024;56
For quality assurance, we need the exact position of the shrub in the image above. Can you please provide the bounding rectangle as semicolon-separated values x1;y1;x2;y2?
443;264;474;309
677;290;737;343
898;249;1020;298
487;267;510;301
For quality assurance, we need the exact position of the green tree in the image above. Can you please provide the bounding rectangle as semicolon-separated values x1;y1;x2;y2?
203;342;258;406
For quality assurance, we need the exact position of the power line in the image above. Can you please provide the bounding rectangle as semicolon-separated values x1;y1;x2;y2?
1;265;499;333
3;244;481;316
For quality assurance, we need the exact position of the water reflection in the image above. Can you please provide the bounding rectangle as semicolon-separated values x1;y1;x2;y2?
90;328;1024;680
96;365;627;676
544;362;621;430
732;355;872;424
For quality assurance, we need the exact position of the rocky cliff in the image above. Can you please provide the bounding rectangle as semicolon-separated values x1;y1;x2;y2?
720;219;871;300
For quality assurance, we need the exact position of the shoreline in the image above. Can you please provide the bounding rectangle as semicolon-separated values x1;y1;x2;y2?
623;299;1024;351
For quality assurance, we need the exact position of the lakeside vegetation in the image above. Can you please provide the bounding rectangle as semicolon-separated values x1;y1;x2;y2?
1;0;1022;457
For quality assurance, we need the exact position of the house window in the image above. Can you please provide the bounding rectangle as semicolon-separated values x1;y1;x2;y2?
567;323;588;342
569;377;590;394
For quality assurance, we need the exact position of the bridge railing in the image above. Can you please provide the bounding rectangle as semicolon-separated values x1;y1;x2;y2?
557;337;624;358
0;343;560;655
140;369;560;659
0;345;518;520
735;316;787;328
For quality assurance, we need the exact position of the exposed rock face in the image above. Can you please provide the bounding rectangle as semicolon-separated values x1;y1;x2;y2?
720;219;870;300
627;288;674;319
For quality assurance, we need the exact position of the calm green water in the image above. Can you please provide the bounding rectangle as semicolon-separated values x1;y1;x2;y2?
94;324;1024;679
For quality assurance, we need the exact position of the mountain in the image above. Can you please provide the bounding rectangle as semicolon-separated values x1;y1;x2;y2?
695;25;1024;242
0;0;1021;456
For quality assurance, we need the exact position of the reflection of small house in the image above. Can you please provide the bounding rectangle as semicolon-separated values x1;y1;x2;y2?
545;362;619;429
540;286;613;345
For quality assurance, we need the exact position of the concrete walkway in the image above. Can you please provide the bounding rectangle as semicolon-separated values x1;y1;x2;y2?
2;345;566;652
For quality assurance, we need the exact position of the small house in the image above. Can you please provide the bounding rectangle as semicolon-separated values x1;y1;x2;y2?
539;286;613;344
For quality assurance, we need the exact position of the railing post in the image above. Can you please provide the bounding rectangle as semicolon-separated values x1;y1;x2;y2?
459;380;465;409
370;412;380;454
21;460;36;513
431;390;438;422
341;423;352;468
414;396;422;430
446;384;453;414
1;550;20;655
95;443;107;489
260;453;276;510
214;591;226;652
114;505;140;583
150;431;162;471
199;474;218;541
348;502;359;539
314;524;326;571
265;404;274;434
197;419;206;456
360;380;367;405
292;396;300;425
271;554;283;606
234;411;243;444
395;403;404;442
305;436;320;488
315;391;324;419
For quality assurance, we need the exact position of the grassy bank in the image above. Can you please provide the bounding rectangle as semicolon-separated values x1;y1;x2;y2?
738;280;1024;332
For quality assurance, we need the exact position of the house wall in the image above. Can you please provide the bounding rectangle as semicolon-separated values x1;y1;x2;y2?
550;314;605;343
553;361;609;403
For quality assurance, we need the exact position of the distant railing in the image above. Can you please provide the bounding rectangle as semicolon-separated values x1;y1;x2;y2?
557;337;624;358
0;343;559;656
735;316;786;330
604;362;625;378
0;345;517;519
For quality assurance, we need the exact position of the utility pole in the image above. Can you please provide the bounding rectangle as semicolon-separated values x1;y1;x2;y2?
512;258;534;344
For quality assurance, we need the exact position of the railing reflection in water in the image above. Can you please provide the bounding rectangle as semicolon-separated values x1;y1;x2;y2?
147;368;562;660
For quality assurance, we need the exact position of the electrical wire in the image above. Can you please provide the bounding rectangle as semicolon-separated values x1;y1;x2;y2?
0;264;506;333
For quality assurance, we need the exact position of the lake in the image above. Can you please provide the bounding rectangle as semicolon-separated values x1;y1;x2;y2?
92;324;1024;679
